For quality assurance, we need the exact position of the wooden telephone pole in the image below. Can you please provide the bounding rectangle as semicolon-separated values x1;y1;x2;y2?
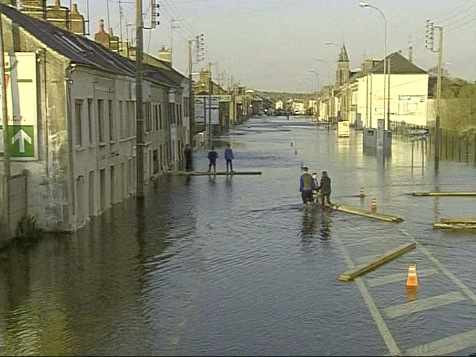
188;40;194;146
135;0;145;198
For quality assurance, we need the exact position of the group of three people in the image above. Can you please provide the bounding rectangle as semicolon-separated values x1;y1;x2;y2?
300;167;332;208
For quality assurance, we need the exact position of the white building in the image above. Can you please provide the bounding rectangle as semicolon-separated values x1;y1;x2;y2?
292;101;305;115
275;100;284;110
354;52;429;129
319;48;429;129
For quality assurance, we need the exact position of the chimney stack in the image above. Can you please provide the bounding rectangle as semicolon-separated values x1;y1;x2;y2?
46;0;69;31
70;3;85;35
20;0;46;19
94;19;111;48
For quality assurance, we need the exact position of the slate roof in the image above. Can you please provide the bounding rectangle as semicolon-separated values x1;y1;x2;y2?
369;52;427;75
0;4;180;88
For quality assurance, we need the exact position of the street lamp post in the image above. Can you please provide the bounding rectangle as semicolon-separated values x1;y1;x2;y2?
359;1;388;130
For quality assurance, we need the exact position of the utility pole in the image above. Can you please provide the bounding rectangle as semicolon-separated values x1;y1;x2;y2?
0;14;10;235
208;62;212;149
435;27;443;173
387;57;391;131
425;19;443;172
188;39;194;146
135;0;145;198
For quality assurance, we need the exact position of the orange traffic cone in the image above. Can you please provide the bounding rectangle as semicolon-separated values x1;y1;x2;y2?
406;264;419;288
369;198;377;213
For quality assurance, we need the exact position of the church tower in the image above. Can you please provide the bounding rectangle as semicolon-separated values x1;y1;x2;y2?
336;45;350;87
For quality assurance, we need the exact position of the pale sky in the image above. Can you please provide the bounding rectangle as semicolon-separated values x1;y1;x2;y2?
51;0;476;92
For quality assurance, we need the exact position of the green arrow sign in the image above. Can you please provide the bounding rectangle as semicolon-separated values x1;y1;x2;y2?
8;125;34;157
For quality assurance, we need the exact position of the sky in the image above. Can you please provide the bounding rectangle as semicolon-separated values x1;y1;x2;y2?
49;0;476;92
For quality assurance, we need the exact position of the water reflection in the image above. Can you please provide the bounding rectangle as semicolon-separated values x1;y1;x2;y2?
300;207;333;242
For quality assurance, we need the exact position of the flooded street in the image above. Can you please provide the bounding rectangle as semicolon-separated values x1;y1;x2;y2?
1;116;475;355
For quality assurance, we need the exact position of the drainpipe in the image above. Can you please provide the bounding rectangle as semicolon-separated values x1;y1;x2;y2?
0;13;10;236
65;63;76;229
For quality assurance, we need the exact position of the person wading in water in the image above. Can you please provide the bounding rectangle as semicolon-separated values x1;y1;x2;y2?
319;171;332;208
300;167;316;206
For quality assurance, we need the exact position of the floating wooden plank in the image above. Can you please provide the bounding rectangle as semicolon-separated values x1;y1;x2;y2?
338;242;416;282
440;218;476;224
332;204;404;223
169;171;262;176
433;223;476;230
411;192;476;197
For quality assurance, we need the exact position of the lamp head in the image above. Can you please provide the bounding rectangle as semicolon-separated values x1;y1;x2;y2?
359;1;370;7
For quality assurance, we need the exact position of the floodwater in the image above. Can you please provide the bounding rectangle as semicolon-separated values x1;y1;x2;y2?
0;116;475;355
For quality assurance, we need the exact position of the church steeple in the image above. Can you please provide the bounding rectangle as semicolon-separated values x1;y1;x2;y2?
338;45;349;63
336;44;350;86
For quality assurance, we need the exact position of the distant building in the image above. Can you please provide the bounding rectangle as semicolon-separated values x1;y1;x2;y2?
318;45;429;129
292;101;305;115
275;100;284;110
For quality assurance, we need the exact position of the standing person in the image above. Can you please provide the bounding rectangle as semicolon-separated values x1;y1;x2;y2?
312;172;319;202
207;146;218;174
319;171;332;208
224;143;234;174
300;167;316;205
184;144;193;172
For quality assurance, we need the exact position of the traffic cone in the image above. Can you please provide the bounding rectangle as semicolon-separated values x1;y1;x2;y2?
369;198;377;213
406;264;419;288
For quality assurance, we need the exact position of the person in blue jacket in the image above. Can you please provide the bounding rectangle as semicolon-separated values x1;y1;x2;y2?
224;143;234;174
208;147;218;174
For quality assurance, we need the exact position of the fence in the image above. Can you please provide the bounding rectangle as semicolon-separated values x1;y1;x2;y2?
429;128;476;164
0;172;28;240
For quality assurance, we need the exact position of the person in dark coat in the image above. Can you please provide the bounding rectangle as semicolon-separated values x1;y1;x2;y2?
300;167;316;205
319;171;332;207
184;144;193;171
224;143;234;173
208;147;218;174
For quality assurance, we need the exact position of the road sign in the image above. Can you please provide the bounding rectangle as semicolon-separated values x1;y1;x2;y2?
0;52;38;160
8;125;34;157
194;95;219;124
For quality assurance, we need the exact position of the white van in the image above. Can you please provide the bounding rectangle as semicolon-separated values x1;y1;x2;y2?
337;121;350;137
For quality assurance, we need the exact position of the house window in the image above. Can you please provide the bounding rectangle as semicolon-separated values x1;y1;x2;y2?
98;99;105;143
132;101;137;136
184;97;189;117
144;102;152;132
159;104;163;129
169;103;175;124
87;99;94;145
119;100;124;139
153;150;159;174
154;104;159;131
126;101;133;137
75;99;83;147
109;100;114;142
